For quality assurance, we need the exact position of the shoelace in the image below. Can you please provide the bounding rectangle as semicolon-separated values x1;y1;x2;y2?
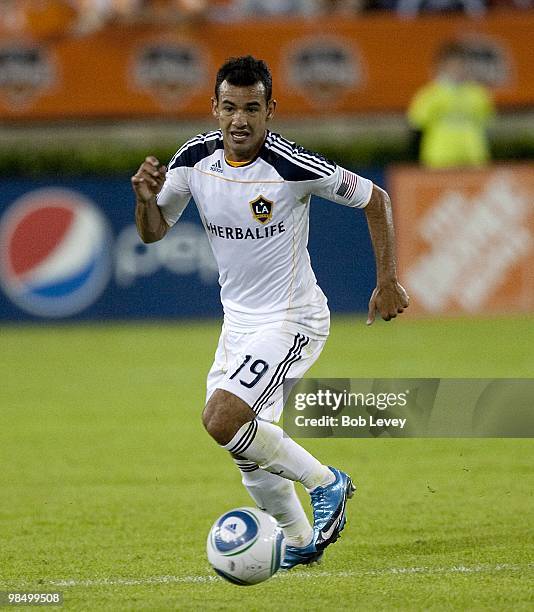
310;488;329;522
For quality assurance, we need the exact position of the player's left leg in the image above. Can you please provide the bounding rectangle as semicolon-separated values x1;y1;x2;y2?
205;326;315;555
203;329;336;491
203;327;355;568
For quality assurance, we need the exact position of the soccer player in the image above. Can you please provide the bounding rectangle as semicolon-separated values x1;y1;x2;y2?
131;56;409;569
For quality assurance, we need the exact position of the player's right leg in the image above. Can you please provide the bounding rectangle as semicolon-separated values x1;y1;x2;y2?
205;391;355;566
232;456;316;550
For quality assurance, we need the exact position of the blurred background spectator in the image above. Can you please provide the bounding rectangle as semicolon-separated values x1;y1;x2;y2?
0;0;76;38
0;0;210;38
229;0;317;18
487;0;532;7
315;0;367;14
407;41;495;168
396;0;486;17
1;0;533;38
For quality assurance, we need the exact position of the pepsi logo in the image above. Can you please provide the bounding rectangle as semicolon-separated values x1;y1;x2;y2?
0;188;112;318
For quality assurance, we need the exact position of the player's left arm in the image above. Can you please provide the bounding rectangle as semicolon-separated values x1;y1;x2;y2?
364;184;409;325
295;162;409;324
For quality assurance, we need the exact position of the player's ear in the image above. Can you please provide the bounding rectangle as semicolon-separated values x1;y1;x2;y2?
211;97;219;119
266;99;276;121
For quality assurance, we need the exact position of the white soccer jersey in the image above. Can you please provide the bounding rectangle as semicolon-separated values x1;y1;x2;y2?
157;129;373;339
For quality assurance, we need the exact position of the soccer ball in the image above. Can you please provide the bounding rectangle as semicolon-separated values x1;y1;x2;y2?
207;507;286;586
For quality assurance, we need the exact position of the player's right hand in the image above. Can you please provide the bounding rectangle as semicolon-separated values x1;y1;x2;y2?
131;156;167;204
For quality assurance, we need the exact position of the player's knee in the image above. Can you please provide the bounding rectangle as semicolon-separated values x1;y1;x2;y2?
202;405;245;445
202;389;255;446
202;405;225;442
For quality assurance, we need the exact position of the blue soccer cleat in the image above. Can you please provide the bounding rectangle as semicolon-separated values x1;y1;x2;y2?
311;467;356;552
280;541;323;570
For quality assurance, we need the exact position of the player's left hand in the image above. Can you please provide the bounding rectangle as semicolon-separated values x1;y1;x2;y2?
366;280;409;325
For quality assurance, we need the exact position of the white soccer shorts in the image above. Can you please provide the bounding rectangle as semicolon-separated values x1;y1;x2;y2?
206;325;325;423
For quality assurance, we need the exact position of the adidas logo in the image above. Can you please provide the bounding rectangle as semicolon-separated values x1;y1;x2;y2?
210;160;223;173
226;523;238;533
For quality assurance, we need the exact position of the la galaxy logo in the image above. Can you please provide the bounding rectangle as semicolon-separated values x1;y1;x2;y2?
250;195;273;225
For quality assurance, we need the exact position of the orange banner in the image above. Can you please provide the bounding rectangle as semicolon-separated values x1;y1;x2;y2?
390;164;534;316
0;12;534;119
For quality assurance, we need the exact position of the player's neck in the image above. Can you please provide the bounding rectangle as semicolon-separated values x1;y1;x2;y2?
224;130;268;164
225;157;252;167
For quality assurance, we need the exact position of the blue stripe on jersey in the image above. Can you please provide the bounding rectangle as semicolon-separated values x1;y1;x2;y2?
169;130;218;165
168;131;224;170
271;133;337;173
262;132;336;181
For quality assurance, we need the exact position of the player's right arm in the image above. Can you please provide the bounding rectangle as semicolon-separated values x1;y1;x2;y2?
132;156;169;243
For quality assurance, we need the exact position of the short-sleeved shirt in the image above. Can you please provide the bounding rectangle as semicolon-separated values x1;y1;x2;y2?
408;79;494;168
157;129;373;339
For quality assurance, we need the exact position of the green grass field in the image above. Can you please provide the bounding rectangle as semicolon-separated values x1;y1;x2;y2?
1;315;533;610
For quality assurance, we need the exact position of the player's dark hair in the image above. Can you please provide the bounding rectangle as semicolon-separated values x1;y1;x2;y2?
215;56;272;102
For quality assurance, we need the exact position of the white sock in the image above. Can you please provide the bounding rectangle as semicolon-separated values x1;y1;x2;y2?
225;419;334;491
233;459;313;548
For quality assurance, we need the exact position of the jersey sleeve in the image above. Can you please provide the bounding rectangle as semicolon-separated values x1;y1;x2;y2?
156;166;192;227
291;165;373;209
263;132;371;207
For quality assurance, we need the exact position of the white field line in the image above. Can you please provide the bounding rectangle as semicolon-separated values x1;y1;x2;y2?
9;562;528;588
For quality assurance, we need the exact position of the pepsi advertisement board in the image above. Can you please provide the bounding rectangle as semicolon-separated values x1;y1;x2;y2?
0;173;382;322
